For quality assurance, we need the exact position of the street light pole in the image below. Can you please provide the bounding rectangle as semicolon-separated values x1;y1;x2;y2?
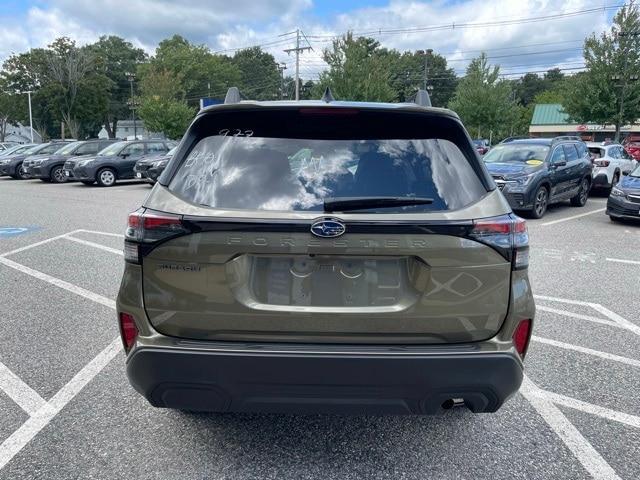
126;72;137;139
26;91;33;142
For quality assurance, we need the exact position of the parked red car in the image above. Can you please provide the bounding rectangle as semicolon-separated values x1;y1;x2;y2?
624;135;640;161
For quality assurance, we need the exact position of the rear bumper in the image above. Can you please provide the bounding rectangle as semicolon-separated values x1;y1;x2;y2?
592;172;611;188
126;344;523;414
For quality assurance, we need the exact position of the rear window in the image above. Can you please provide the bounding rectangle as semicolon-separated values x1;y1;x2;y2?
483;143;549;164
588;147;605;159
168;135;487;213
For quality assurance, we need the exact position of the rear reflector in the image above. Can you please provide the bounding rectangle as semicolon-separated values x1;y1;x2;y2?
513;319;532;358
119;312;138;353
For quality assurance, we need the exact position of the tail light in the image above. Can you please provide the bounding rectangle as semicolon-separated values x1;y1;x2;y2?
124;208;189;264
470;215;529;270
594;159;610;167
512;319;532;358
119;312;138;353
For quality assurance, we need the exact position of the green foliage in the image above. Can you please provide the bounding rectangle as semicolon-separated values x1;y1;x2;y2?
148;35;240;103
85;36;147;137
232;47;282;100
563;4;640;140
314;34;396;102
449;53;518;140
386;50;458;106
138;98;194;140
137;68;195;139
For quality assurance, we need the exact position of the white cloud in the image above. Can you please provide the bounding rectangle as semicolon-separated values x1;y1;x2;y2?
0;0;615;79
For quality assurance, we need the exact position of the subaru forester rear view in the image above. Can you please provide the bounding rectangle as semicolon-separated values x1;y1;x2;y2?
117;92;535;415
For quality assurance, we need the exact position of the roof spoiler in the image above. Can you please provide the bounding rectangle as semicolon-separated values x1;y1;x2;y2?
413;89;432;107
224;87;242;104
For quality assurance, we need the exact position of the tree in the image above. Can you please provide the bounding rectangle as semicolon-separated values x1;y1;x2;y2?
233;47;282;100
0;87;26;141
387;50;458;106
514;73;547;107
563;4;640;141
148;35;240;105
137;69;195;140
86;36;147;138
314;34;396;102
1;47;58;139
449;53;517;140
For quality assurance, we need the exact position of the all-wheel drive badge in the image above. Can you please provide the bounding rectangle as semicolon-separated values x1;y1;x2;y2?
310;219;346;238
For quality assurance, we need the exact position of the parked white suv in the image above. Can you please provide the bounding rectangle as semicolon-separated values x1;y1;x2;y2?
587;142;636;193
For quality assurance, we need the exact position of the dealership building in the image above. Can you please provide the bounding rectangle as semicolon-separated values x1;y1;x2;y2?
529;104;640;141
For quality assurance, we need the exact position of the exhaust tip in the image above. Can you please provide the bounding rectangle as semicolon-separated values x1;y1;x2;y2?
441;398;465;410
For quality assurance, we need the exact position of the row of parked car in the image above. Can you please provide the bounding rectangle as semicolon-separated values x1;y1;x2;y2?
480;135;640;221
0;139;176;186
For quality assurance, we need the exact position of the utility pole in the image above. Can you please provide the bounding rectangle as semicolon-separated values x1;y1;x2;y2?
277;63;287;99
26;91;33;142
284;29;312;101
423;49;433;91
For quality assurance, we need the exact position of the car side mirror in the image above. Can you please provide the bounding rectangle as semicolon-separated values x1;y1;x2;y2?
623;171;629;176
120;153;129;158
553;160;567;167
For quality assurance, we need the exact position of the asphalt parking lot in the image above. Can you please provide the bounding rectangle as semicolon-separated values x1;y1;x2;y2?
0;177;638;480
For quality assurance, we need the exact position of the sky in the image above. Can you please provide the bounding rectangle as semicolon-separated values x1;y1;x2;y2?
0;0;621;80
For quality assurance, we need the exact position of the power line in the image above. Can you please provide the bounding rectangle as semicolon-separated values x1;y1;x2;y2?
305;5;624;40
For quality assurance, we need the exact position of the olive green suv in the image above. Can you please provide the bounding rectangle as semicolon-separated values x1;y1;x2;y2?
117;89;535;415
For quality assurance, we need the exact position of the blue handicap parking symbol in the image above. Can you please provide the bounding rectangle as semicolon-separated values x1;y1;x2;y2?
0;226;40;238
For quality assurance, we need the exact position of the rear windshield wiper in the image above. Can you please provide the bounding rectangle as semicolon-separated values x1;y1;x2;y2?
323;196;434;212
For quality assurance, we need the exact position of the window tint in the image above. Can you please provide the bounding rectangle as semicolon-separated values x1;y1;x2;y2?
122;143;145;156
38;143;66;154
76;143;100;155
550;147;566;164
146;142;168;153
563;144;579;162
169;136;486;213
608;146;620;159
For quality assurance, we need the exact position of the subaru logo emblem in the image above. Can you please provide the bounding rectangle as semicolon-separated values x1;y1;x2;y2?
310;219;346;238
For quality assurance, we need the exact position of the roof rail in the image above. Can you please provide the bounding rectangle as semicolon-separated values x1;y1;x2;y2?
552;135;581;143
224;87;242;104
414;89;432;107
321;87;335;103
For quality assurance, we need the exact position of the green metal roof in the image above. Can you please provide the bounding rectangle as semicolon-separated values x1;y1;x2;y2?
531;104;570;125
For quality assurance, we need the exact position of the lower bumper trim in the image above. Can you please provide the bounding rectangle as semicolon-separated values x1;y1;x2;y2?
126;346;523;414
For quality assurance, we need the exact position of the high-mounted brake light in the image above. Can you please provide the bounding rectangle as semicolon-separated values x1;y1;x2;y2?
298;108;359;116
119;312;138;353
470;215;529;269
124;208;189;264
513;319;532;358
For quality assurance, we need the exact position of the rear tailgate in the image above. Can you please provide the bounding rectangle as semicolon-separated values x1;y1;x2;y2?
141;208;512;344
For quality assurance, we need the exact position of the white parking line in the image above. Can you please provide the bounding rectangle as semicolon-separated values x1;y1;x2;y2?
520;376;622;480
534;294;594;307
605;258;640;266
77;229;124;238
536;305;623;329
0;256;115;310
65;236;123;256
590;303;640;337
532;336;640;368
540;390;640;430
0;337;121;470
0;363;48;417
540;208;606;226
0;230;82;258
